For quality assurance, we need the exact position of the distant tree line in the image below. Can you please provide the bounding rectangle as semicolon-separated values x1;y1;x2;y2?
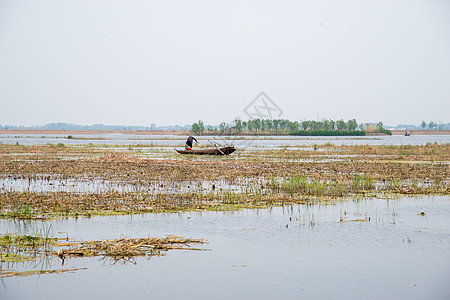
420;121;446;130
190;118;391;135
0;122;191;131
0;123;155;131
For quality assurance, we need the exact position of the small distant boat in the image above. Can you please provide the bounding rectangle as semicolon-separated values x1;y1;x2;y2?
405;132;411;136
176;146;236;155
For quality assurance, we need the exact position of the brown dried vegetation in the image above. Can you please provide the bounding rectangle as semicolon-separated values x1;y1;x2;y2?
0;143;448;219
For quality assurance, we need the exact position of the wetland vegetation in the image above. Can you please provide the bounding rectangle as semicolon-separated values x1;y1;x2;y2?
0;142;448;220
0;137;449;284
0;228;205;278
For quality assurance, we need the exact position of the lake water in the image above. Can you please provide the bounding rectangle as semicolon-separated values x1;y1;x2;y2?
1;196;449;300
1;132;449;148
1;134;449;299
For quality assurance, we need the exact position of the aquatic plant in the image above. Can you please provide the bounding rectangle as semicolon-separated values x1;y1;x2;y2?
1;233;205;278
352;174;374;191
279;175;346;197
0;143;448;219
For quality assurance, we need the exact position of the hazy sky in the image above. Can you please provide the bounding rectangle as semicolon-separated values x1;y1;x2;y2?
1;0;449;127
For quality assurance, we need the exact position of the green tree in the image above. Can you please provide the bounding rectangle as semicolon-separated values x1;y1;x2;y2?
207;125;216;133
234;119;243;134
198;120;205;134
347;119;358;131
289;121;299;132
309;121;319;131
336;119;347;131
247;120;255;132
301;121;310;130
264;119;273;132
191;122;200;134
219;122;229;134
254;119;262;132
279;119;289;132
322;119;333;131
273;119;280;132
421;121;426;130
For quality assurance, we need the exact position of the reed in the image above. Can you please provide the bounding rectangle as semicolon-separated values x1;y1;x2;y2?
1;232;205;277
0;143;448;219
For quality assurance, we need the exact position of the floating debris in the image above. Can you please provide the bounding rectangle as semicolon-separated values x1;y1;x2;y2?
1;268;87;278
55;236;207;262
1;232;206;277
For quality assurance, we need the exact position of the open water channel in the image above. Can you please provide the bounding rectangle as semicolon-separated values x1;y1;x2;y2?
1;132;450;147
1;133;449;299
1;196;449;299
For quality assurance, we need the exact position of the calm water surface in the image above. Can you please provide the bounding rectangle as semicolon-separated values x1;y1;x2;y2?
1;196;449;300
1;133;449;147
1;134;449;299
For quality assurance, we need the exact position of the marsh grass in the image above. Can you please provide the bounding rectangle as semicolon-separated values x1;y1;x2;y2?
1;232;205;277
0;224;57;268
352;174;374;190
275;175;371;197
0;143;448;219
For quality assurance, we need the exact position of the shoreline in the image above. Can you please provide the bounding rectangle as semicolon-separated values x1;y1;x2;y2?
390;129;450;135
1;129;449;136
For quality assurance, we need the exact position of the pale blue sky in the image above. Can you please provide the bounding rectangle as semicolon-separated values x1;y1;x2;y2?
1;0;449;127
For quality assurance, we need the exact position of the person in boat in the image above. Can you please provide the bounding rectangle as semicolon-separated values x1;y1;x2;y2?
185;136;198;150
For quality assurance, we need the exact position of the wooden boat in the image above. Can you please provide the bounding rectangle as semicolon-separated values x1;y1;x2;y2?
176;146;236;155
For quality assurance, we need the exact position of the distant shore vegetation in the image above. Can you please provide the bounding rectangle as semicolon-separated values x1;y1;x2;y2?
1;120;448;133
191;119;391;136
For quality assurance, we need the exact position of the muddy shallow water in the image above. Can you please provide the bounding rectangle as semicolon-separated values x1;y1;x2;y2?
1;195;449;300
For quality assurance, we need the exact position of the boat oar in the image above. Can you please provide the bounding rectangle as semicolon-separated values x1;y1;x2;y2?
216;147;225;155
208;140;225;155
208;140;224;147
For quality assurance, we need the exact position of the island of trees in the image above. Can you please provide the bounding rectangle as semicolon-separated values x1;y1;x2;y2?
191;119;391;136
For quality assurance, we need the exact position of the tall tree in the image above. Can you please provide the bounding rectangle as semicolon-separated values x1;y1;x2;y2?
347;119;358;131
191;122;200;134
336;119;347;131
234;119;243;134
219;122;229;134
207;125;216;133
265;119;273;132
254;119;262;132
421;121;426;130
247;120;255;132
289;121;299;132
301;121;309;131
198;120;205;134
273;119;280;133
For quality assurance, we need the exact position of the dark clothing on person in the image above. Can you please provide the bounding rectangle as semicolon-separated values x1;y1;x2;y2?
187;136;197;143
186;136;198;149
